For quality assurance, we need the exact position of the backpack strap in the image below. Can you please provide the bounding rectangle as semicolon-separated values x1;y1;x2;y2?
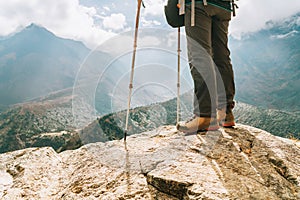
179;0;185;15
191;0;195;26
192;0;207;26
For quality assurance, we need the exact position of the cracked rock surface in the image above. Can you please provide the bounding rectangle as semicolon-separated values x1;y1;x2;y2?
0;124;299;199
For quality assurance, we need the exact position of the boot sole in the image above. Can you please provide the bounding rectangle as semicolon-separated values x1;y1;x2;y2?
222;121;235;128
177;124;219;133
198;125;220;132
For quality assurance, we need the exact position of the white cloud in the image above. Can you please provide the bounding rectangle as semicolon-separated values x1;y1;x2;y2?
230;0;300;38
142;0;300;36
103;13;127;31
139;35;162;46
1;0;300;48
270;30;299;39
103;6;110;12
141;17;161;27
100;34;133;56
142;0;166;17
0;0;116;48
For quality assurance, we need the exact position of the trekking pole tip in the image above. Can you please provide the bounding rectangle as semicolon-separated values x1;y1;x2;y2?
124;130;127;141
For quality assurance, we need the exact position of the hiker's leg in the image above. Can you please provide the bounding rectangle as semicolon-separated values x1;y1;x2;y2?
185;4;217;118
211;12;235;111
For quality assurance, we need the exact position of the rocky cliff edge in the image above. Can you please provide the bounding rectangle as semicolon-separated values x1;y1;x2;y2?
0;124;299;199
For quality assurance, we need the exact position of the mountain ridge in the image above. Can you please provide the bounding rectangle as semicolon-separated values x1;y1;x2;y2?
0;23;90;105
94;95;300;143
0;89;299;155
230;13;300;111
0;17;299;154
1;18;299;112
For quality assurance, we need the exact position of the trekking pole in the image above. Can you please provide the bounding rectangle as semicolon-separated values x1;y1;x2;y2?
177;27;181;124
124;0;143;141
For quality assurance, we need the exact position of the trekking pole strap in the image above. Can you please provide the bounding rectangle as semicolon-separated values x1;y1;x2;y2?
191;0;195;26
179;0;185;15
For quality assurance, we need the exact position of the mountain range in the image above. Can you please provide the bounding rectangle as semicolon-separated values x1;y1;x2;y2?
94;94;300;143
0;13;299;153
1;14;299;112
1;87;298;154
230;13;300;111
0;23;89;106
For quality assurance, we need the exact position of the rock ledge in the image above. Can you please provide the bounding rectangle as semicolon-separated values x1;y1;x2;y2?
0;124;299;199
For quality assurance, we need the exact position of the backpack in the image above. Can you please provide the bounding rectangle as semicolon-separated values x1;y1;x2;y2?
164;0;185;28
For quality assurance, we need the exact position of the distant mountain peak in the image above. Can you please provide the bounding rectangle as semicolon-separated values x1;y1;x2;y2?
266;12;300;34
19;23;55;38
25;23;49;32
26;23;43;29
0;21;90;106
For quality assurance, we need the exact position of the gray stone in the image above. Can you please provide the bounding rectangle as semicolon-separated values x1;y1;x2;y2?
0;124;299;199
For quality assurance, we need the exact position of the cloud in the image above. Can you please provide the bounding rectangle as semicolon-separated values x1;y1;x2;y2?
141;17;161;27
103;6;110;12
142;0;166;17
270;30;299;40
230;0;300;38
140;0;300;37
1;0;299;48
103;13;127;31
0;0;116;48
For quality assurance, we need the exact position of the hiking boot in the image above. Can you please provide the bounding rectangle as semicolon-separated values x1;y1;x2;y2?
222;110;235;128
218;102;235;128
176;116;219;133
217;108;226;123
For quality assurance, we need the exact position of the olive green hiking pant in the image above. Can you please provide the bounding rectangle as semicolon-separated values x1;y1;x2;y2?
185;3;235;117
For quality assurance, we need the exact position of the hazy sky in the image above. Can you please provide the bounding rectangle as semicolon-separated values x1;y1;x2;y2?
0;0;300;48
